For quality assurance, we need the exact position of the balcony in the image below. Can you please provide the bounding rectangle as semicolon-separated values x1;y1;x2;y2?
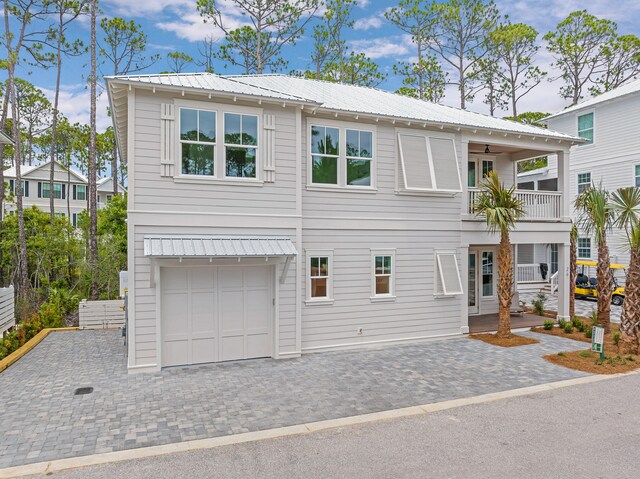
468;188;562;221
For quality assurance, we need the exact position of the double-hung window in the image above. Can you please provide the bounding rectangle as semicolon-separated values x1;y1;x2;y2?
635;165;640;187
371;250;395;299
481;252;494;297
346;129;373;186
311;126;340;184
42;182;63;199
76;184;86;201
398;132;462;193
577;113;594;144
577;172;591;194
224;113;258;178
578;238;591;259
307;251;333;302
180;108;216;176
482;160;493;179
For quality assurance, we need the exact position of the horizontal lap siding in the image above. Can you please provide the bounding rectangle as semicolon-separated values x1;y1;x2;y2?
133;91;297;216
132;225;298;364
301;228;463;351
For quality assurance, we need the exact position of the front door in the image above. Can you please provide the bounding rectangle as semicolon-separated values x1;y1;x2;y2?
468;252;478;314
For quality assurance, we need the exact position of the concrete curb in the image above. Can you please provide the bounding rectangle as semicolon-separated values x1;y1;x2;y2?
0;327;78;374
1;369;637;479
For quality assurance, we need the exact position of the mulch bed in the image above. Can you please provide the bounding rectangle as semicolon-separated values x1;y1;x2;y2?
532;323;640;374
470;333;540;347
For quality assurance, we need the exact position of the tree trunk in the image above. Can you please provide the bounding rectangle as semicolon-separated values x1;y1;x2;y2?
619;247;640;354
49;14;64;222
569;237;576;320
89;0;99;300
0;84;8;287
496;229;512;338
596;237;612;333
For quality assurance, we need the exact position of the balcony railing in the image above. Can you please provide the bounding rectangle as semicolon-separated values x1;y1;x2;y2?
517;263;547;283
468;188;562;221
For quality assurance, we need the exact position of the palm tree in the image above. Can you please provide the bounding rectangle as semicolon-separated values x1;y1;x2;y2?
474;171;525;338
610;187;640;354
569;223;578;320
575;184;614;333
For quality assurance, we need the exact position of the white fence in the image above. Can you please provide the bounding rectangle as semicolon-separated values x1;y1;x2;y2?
468;189;562;221
79;299;125;330
517;264;547;283
0;286;15;335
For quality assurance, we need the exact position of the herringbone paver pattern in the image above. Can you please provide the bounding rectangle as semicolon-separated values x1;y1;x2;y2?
0;329;589;468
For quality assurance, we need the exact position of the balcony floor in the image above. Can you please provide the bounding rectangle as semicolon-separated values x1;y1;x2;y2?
469;312;547;334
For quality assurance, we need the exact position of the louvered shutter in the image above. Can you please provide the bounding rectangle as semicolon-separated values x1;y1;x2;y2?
436;253;463;295
160;104;176;177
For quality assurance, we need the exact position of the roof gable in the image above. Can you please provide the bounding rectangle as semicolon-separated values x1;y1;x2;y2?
4;161;87;183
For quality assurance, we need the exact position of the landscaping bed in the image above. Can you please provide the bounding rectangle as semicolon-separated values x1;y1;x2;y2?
470;333;540;347
532;320;640;374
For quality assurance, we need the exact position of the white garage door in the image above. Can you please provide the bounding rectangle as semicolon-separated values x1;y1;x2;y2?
161;265;273;367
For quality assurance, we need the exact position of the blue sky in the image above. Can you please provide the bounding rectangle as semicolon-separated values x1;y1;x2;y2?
11;0;640;131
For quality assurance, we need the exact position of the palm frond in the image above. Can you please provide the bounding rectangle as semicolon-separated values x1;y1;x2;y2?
574;183;613;242
610;187;640;248
473;170;525;234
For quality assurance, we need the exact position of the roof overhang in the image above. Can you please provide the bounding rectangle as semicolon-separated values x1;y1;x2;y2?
143;235;298;258
0;131;14;145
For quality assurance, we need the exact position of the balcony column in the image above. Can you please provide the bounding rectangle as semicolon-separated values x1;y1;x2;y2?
557;242;570;321
557;149;571;221
460;245;470;334
461;140;470;217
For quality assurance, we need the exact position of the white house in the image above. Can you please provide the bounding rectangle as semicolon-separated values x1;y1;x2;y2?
107;73;580;373
3;160;126;226
518;78;640;269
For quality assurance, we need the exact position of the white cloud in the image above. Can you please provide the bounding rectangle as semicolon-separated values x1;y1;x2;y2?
350;35;412;59
103;0;192;17
39;86;112;132
156;13;226;43
353;14;384;31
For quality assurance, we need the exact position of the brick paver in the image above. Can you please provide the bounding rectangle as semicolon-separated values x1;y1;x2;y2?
0;329;589;468
520;292;622;323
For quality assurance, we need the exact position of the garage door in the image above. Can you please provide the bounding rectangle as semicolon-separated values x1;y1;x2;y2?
161;265;273;367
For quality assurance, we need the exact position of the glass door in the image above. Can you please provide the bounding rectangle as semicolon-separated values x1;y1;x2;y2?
468;252;478;314
550;244;558;275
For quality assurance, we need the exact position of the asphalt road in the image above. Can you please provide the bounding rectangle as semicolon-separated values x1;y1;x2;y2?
30;373;640;479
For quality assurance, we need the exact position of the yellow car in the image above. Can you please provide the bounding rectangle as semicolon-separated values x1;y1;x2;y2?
575;260;626;306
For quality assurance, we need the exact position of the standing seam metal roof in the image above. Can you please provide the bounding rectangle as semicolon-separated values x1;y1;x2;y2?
143;235;298;257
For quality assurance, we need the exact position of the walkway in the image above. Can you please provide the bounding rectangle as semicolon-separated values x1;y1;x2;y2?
520;292;622;323
0;329;588;469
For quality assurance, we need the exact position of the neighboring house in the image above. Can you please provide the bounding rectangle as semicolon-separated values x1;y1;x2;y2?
106;72;580;373
3;160;127;226
97;177;126;206
518;78;640;270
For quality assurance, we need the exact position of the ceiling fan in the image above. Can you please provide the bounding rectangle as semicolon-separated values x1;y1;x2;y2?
470;144;504;155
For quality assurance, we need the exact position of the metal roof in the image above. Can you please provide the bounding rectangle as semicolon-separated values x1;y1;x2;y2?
0;131;13;145
226;74;579;141
143;235;298;258
546;77;640;119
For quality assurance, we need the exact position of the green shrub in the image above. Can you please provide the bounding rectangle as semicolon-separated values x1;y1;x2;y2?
531;292;547;316
613;331;620;346
572;317;585;332
558;319;568;329
584;328;592;339
38;302;64;329
578;350;594;358
564;323;574;334
543;320;554;331
588;311;598;327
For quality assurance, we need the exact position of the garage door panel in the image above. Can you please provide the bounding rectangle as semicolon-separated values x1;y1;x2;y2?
162;268;188;290
246;266;270;287
247;334;270;357
221;336;245;361
220;290;243;332
247;289;270;331
190;291;215;335
220;266;243;287
191;268;215;289
162;292;188;337
192;338;217;364
163;340;189;367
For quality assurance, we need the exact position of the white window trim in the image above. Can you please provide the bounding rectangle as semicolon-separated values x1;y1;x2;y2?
76;184;87;201
577;171;591;194
577;237;592;259
305;249;334;305
396;128;462;195
434;250;464;297
634;164;640;188
307;119;377;191
370;249;396;302
175;99;264;184
577;111;595;146
480;250;496;299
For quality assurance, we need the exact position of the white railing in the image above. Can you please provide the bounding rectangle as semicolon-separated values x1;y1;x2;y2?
468;188;562;221
550;271;559;294
517;264;546;283
0;285;15;335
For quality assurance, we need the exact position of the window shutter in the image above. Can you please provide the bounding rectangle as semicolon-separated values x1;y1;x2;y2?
24;181;29;197
73;185;77;200
398;134;432;190
37;182;42;198
160;104;176;177
263;114;276;182
9;179;14;192
62;184;66;199
429;138;461;191
436;253;463;295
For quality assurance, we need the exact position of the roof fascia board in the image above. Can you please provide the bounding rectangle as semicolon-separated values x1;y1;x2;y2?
546;89;640;120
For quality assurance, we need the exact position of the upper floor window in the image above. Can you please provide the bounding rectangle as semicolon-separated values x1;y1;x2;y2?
180;108;216;176
578;238;591;259
577;113;594;144
224;113;258;178
635;165;640;187
398;132;461;193
74;184;86;201
346;129;373;186
41;182;63;199
577;172;591;194
311;125;340;185
9;179;28;197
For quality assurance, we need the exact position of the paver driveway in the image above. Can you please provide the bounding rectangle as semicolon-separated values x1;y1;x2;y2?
520;292;622;323
0;329;589;469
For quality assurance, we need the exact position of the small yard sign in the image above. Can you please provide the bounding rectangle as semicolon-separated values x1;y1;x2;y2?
591;324;605;360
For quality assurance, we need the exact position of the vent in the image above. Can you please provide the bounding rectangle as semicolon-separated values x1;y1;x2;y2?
74;387;94;396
